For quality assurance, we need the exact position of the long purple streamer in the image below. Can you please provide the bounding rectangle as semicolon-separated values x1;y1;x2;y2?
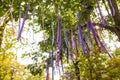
71;53;75;61
51;49;54;80
56;13;62;48
51;15;54;80
52;22;54;45
61;55;64;72
70;30;75;60
56;49;60;67
56;13;60;43
75;37;79;55
78;25;88;55
102;0;111;16
42;10;44;28
56;13;62;71
17;3;30;41
66;73;69;80
96;0;107;26
89;20;101;50
46;61;50;80
66;48;69;63
10;4;14;34
18;5;22;35
77;13;87;55
87;21;92;47
94;29;112;58
63;27;69;63
64;27;69;47
108;0;115;16
71;33;76;50
100;40;112;58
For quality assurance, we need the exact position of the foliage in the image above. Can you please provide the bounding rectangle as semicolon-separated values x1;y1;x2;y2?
62;48;120;80
0;24;46;80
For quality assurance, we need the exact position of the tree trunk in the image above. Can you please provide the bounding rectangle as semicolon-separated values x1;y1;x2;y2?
107;0;120;26
95;0;120;40
107;0;120;40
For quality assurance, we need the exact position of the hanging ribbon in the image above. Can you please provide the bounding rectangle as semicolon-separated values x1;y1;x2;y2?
77;13;88;55
78;25;88;55
56;12;63;68
60;50;64;72
18;4;22;35
100;39;112;58
102;0;111;16
42;9;44;28
10;4;14;34
17;3;30;41
51;49;54;80
108;0;115;16
56;49;60;67
89;20;101;51
94;28;112;58
63;27;69;63
64;27;69;48
52;22;54;45
86;21;93;50
70;25;75;61
96;0;107;27
51;14;54;80
46;60;50;80
102;0;113;21
56;12;62;48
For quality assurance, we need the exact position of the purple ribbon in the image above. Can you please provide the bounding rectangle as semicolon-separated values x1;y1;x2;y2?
87;21;93;47
78;25;88;55
46;61;50;80
63;27;69;63
96;0;107;26
18;5;22;35
71;33;76;50
77;13;87;55
102;0;111;16
10;4;14;34
95;32;112;58
51;49;54;80
89;20;101;50
56;13;62;48
56;49;60;67
64;27;69;47
108;0;115;16
17;3;30;41
52;22;54;45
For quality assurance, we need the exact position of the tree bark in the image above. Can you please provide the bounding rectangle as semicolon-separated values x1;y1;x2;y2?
93;0;120;40
93;23;120;40
107;0;120;26
106;0;120;40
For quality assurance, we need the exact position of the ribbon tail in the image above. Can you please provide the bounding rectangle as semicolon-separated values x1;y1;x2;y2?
17;3;30;41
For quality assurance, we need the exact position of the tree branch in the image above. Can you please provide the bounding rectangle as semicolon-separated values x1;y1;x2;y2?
93;23;120;40
107;0;120;26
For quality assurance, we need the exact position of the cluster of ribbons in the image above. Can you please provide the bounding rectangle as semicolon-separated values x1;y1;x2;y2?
14;0;115;80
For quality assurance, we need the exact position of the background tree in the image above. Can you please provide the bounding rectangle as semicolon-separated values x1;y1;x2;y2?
0;0;120;80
